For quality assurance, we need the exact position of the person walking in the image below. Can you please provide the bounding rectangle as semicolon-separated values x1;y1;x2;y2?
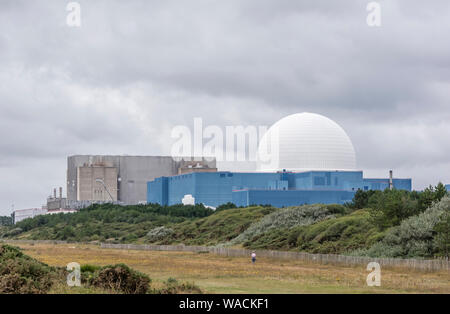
251;251;256;264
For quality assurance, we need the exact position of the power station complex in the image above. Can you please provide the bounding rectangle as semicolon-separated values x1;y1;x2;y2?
12;112;420;222
148;113;412;208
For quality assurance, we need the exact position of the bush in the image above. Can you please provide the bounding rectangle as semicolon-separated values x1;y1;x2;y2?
0;245;57;294
230;204;336;245
146;226;174;242
433;211;450;258
368;189;420;229
90;264;151;294
293;210;385;254
215;202;238;212
348;189;378;209
153;277;202;294
80;264;101;284
0;216;12;226
352;196;450;258
3;228;23;237
169;206;277;246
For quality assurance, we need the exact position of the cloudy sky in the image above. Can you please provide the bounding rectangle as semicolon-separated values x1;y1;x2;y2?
1;0;449;214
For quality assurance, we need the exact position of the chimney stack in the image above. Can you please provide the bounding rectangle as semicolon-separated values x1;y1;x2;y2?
389;170;393;190
53;188;57;198
59;187;62;199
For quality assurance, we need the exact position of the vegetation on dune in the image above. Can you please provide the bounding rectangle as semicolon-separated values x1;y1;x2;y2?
89;263;151;294
229;204;346;246
162;206;278;245
294;210;385;254
152;277;203;294
0;244;58;294
241;209;385;254
146;226;175;242
351;196;450;258
215;202;238;212
0;216;13;226
349;182;448;230
433;210;450;258
2;203;213;243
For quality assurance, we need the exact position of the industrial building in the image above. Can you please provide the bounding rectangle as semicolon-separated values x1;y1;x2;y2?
12;207;77;224
46;187;67;210
67;155;216;205
148;170;411;208
12;208;49;224
147;113;413;208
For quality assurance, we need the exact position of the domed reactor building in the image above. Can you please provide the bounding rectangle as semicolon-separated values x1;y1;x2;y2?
148;113;412;208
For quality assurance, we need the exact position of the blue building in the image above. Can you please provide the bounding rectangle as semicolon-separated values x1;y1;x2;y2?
147;170;412;208
446;184;450;192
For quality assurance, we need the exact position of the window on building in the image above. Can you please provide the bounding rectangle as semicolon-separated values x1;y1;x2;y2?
314;177;325;185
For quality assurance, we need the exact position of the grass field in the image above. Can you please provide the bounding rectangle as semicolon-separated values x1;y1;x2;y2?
12;242;450;294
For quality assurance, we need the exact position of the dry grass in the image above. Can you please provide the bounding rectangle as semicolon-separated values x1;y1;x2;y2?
12;242;450;294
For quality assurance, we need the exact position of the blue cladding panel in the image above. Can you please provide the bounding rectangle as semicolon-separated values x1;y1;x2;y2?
445;184;450;191
232;190;356;207
292;171;364;191
147;177;169;205
363;178;411;191
167;174;196;205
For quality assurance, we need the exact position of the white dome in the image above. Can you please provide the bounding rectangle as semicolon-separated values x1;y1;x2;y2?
256;113;356;172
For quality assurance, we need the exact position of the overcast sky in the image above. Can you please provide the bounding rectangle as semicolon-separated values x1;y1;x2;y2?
1;0;449;215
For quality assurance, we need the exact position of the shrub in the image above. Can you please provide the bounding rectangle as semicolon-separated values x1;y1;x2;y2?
368;189;420;229
90;264;151;294
352;196;450;258
433;211;450;258
80;264;101;284
215;202;238;212
0;216;12;226
325;204;348;215
170;206;277;246
153;277;202;294
146;226;174;242
349;189;378;209
0;245;57;294
3;228;23;237
230;204;336;245
294;210;385;254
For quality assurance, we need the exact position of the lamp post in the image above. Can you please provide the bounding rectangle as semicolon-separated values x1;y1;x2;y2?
95;179;114;202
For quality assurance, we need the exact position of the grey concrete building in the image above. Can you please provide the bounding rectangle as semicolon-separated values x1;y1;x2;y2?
46;187;67;210
67;155;216;205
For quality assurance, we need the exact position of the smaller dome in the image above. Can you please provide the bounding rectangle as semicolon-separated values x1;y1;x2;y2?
257;113;356;172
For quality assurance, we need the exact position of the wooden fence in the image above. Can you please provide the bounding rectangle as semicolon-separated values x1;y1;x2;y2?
100;243;449;272
4;240;448;272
